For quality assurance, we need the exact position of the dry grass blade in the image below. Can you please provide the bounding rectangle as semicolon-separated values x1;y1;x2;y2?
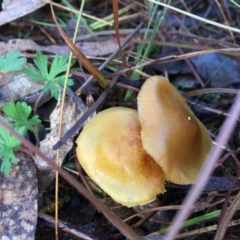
214;0;236;44
175;219;240;239
214;190;240;240
112;0;128;75
183;88;240;97
76;22;144;93
49;1;108;89
39;213;101;240
42;0;112;26
161;29;205;87
148;0;240;34
105;47;240;78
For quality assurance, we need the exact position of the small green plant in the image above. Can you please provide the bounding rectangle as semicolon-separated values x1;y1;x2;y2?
22;51;74;99
0;50;73;174
0;124;25;174
2;101;41;133
0;102;41;174
0;51;27;101
0;51;26;73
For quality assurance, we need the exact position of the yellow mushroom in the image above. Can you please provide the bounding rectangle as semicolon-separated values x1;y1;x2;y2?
137;76;212;184
76;107;166;207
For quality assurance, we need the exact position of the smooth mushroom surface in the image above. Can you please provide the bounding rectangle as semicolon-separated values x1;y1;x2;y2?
76;107;166;207
137;76;212;184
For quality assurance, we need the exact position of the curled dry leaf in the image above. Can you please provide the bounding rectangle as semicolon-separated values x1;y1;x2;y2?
0;152;38;240
35;93;86;199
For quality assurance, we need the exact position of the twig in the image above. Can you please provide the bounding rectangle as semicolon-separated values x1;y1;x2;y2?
214;190;240;240
38;212;102;240
76;22;144;93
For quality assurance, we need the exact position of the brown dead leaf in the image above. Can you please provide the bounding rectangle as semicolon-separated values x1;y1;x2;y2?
0;0;46;26
0;152;38;240
0;39;120;57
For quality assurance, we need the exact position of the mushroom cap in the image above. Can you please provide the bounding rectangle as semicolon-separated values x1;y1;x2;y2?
76;107;165;207
137;76;212;184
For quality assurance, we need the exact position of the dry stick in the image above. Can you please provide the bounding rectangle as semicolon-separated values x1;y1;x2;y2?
112;0;128;74
49;2;86;237
75;29;154;41
53;75;118;150
186;99;231;119
124;198;226;223
49;2;108;89
0;119;142;240
39;212;100;240
42;0;113;26
131;211;156;229
161;29;205;87
105;47;240;79
148;0;240;34
214;0;236;45
183;88;240;97
0;72;14;102
76;22;144;94
174;218;240;239
165;92;240;240
74;156;94;195
216;171;240;228
214;189;240;240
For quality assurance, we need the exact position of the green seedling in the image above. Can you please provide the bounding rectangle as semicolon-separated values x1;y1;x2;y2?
0;124;25;174
2;101;41;133
0;51;27;101
0;101;41;174
23;51;74;99
0;51;26;72
0;50;75;174
0;51;40;174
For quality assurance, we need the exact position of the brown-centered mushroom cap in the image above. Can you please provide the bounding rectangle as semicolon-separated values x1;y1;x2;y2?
137;76;212;184
76;107;165;207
